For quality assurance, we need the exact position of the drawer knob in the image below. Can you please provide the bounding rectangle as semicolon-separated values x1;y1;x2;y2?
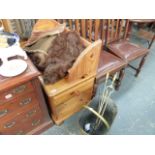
5;93;13;99
70;91;80;96
12;85;26;94
26;109;37;117
32;119;41;126
4;121;16;128
0;109;8;118
20;98;32;106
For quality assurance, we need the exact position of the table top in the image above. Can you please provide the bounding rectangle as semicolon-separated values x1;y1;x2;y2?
129;19;155;23
0;58;40;92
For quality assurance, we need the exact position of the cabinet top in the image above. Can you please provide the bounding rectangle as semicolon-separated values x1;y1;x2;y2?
0;58;40;91
41;74;95;97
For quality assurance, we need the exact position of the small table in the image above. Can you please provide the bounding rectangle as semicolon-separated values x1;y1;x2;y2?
128;19;155;49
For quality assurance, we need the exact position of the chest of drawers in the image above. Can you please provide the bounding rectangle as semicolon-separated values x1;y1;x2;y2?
41;76;95;125
40;34;102;125
0;58;53;135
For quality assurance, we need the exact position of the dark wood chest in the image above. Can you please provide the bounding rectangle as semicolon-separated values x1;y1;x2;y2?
0;58;52;135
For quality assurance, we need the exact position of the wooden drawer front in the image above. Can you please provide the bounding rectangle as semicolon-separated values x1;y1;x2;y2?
0;92;37;119
0;82;34;105
0;105;44;135
54;85;93;122
52;78;94;107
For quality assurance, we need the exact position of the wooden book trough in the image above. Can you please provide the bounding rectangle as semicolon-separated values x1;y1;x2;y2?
40;20;102;125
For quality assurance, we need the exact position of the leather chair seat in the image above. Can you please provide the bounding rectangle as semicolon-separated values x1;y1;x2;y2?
108;40;149;62
97;51;126;79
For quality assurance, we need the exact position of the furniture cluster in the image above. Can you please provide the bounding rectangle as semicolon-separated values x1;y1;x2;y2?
56;19;152;90
39;28;102;124
0;19;154;134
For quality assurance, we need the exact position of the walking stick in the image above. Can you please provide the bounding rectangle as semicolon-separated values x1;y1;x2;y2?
94;73;118;130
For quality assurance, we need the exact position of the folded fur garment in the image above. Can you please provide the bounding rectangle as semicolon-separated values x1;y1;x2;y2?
26;31;85;84
43;31;85;84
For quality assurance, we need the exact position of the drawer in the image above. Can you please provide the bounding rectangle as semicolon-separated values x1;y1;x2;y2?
0;105;44;135
0;92;38;119
52;78;94;107
0;81;34;105
54;85;93;121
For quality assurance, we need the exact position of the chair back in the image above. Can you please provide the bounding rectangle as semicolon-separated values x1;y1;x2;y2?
55;19;102;81
106;19;130;45
57;19;107;45
57;19;130;46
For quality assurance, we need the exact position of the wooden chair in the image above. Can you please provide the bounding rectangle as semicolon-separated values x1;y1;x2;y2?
126;20;155;49
106;19;149;77
58;19;126;89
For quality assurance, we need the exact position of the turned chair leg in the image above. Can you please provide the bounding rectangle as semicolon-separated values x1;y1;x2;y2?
115;68;125;90
135;54;148;77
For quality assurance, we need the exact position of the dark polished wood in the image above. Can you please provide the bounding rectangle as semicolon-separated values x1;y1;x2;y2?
115;68;125;90
128;19;155;48
0;58;53;135
106;19;150;79
129;19;155;23
0;58;40;92
135;54;148;77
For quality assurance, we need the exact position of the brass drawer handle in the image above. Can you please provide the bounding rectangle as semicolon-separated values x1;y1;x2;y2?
12;85;26;94
20;98;32;106
0;109;8;118
32;119;41;126
5;93;13;100
26;109;37;117
4;121;16;128
16;130;24;135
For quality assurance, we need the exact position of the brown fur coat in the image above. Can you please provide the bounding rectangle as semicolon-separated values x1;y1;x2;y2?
29;31;85;84
43;31;85;84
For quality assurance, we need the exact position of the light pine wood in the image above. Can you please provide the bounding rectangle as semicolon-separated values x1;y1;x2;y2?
40;75;95;125
67;39;102;82
52;81;93;125
38;20;102;124
1;20;14;32
40;74;94;97
40;75;95;122
52;78;94;106
81;19;86;38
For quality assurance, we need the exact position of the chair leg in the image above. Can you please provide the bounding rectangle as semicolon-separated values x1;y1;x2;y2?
135;54;148;77
115;68;125;90
93;79;98;97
